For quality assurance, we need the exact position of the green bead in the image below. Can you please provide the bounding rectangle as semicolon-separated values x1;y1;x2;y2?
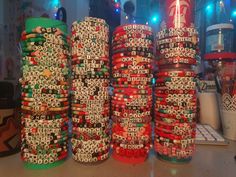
42;149;47;155
55;114;61;119
47;48;52;52
61;132;67;136
137;123;143;127
22;60;28;65
102;68;108;72
92;38;96;42
34;84;39;89
58;139;64;143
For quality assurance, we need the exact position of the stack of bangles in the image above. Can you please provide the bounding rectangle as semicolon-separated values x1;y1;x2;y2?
111;24;153;163
71;17;110;163
154;70;197;162
156;27;199;66
20;25;70;166
154;14;198;162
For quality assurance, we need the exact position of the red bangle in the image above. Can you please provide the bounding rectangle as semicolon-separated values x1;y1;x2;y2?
113;89;152;95
113;33;153;42
114;24;152;33
112;107;150;113
155;120;195;129
111;56;152;63
155;111;195;119
113;66;152;72
155;130;195;140
112;52;154;60
113;30;153;38
156;70;196;77
156;100;197;106
113;147;148;158
156;89;196;94
156;57;196;65
113;73;152;78
155;93;196;98
112;103;151;109
155;116;193;124
112;62;151;68
113;84;152;89
112;44;154;51
156;103;197;110
112;97;152;103
157;31;198;40
113;87;152;91
21;108;68;115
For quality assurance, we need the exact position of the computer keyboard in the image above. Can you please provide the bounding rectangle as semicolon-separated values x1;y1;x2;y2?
196;124;228;146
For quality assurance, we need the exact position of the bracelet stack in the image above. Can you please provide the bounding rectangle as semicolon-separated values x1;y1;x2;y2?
71;17;110;163
20;19;70;167
154;0;197;163
111;24;153;163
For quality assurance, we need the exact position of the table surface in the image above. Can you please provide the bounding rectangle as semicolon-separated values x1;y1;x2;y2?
0;142;236;177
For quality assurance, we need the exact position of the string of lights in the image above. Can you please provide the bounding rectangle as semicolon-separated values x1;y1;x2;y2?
111;0;159;25
112;0;121;13
205;0;236;19
110;0;236;25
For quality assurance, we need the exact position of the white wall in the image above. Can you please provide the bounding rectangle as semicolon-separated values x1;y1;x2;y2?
62;0;89;30
0;0;3;24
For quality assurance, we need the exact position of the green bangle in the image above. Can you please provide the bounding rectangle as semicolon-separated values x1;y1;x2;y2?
26;17;68;34
24;37;46;43
24;160;65;170
157;153;192;164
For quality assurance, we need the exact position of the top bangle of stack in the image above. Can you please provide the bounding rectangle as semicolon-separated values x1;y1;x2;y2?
114;24;152;34
157;27;198;40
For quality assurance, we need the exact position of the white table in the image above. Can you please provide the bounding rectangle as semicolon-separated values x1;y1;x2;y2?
0;142;236;177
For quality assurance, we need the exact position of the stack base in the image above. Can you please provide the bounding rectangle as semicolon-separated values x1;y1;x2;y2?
24;160;65;170
112;152;147;164
73;158;109;165
157;153;191;164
